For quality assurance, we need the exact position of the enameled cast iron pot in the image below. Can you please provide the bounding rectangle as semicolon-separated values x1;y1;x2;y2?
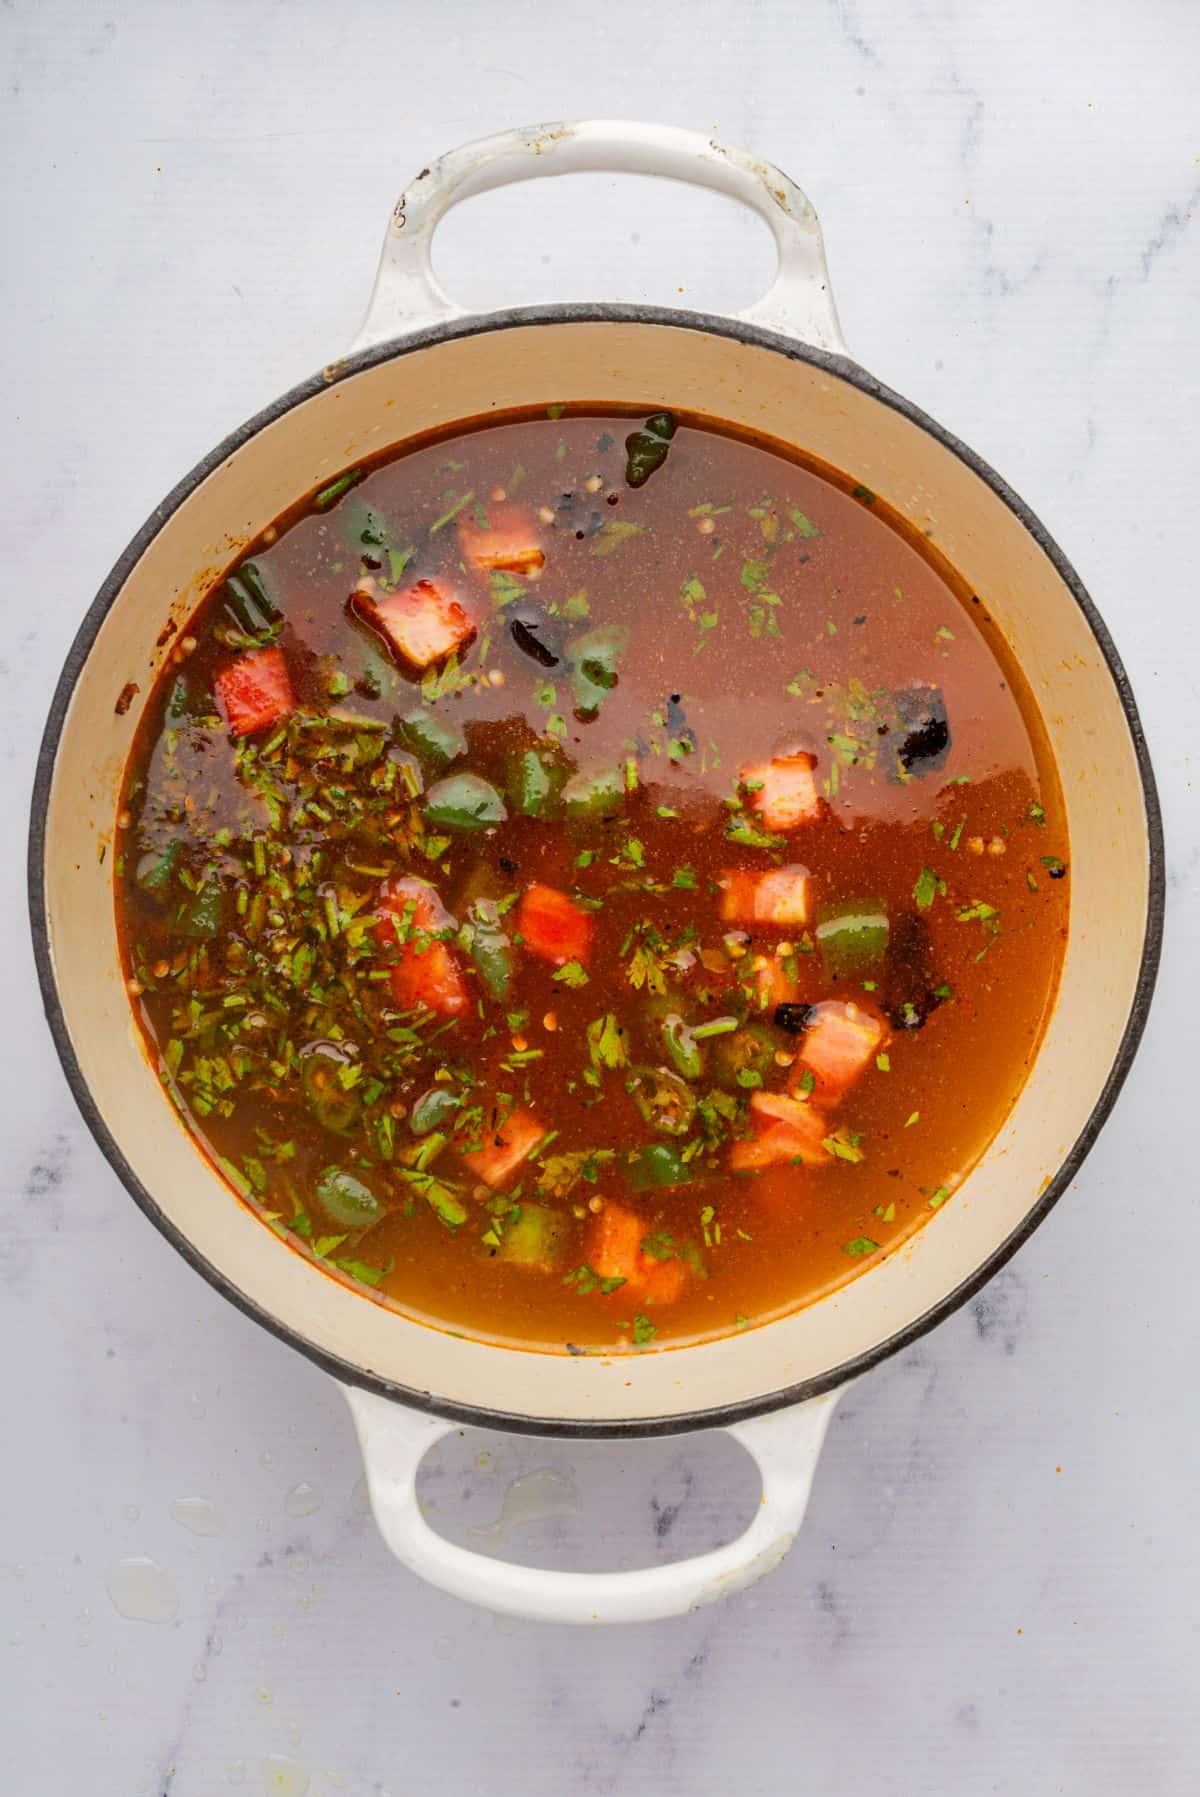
30;122;1163;1624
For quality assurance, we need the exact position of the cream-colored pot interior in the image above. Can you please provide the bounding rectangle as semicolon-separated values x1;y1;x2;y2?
37;317;1154;1427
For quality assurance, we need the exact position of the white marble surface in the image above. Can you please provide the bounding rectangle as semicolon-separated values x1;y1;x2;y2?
3;1;1197;1790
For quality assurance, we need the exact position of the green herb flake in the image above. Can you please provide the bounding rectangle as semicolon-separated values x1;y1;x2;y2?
843;1237;879;1257
913;866;939;911
631;1313;657;1346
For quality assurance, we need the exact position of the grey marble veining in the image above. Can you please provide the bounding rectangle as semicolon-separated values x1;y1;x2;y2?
3;1;1197;1791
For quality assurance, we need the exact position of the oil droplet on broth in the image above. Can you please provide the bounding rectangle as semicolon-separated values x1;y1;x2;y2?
105;1556;179;1623
284;1481;322;1519
171;1495;226;1537
469;1468;580;1545
262;1754;310;1795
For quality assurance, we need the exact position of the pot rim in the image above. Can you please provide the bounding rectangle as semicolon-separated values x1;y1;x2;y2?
27;303;1166;1439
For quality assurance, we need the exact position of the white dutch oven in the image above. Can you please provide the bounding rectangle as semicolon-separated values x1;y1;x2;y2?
30;122;1163;1624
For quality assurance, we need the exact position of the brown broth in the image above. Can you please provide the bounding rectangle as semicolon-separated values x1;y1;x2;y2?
114;410;1069;1352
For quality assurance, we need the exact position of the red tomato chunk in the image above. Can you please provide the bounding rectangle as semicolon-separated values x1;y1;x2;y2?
367;578;476;671
719;866;811;928
376;875;470;1018
790;1001;888;1105
741;752;821;831
730;1091;832;1171
459;504;545;573
214;646;295;736
460;1105;547;1188
588;1202;688;1306
517;883;594;966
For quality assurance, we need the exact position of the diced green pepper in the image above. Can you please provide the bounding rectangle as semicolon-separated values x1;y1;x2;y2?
135;841;180;895
624;1142;693;1190
301;1045;361;1133
397;707;466;770
624;412;676;487
508;746;566;817
497;1202;566;1269
178;880;224;939
315;1166;384;1227
424;773;507;832
165;675;191;721
562;764;624;821
410;1086;463;1136
816;904;890;979
627;1065;697;1136
568;625;628;717
465;900;513;1000
224;564;280;636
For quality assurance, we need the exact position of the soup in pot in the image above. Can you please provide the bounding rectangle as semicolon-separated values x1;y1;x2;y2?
113;408;1068;1351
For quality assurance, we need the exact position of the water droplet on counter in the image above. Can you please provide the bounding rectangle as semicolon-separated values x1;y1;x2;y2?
470;1468;580;1545
284;1481;322;1519
476;1450;495;1474
261;1754;309;1795
105;1556;179;1623
256;1685;272;1705
259;1449;274;1470
284;1717;302;1746
123;1503;141;1522
227;1760;247;1786
187;1392;206;1420
432;1635;454;1661
192;1661;208;1683
351;1475;370;1515
172;1496;226;1537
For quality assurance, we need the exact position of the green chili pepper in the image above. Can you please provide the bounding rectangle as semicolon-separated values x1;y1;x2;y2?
627;1065;698;1137
661;1013;704;1082
713;1025;777;1092
301;1045;361;1133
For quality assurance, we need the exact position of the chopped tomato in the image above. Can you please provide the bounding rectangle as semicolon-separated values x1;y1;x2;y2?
729;1091;832;1171
789;1000;887;1105
459;504;545;574
517;883;594;966
375;875;470;1018
214;646;295;736
718;865;811;928
367;578;476;671
460;1104;547;1188
741;752;821;831
588;1201;688;1305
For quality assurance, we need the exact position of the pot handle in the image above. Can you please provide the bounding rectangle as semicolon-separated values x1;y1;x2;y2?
354;118;844;354
341;1383;842;1625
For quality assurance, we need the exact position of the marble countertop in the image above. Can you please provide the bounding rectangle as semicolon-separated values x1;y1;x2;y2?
4;1;1197;1790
